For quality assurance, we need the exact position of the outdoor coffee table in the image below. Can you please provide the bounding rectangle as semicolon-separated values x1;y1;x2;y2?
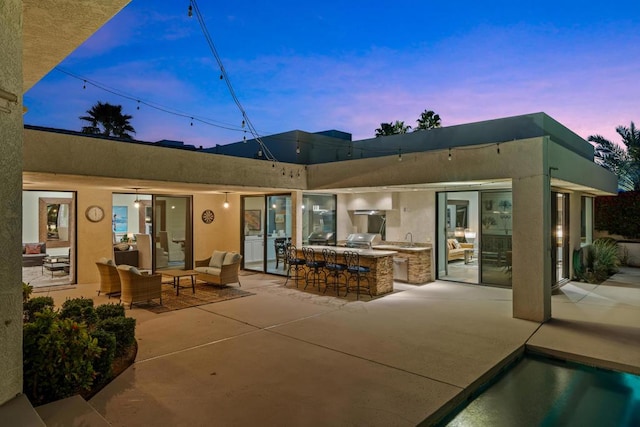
161;269;199;296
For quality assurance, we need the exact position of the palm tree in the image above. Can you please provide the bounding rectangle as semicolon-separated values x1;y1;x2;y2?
588;122;640;191
79;102;136;139
375;120;412;137
415;109;442;131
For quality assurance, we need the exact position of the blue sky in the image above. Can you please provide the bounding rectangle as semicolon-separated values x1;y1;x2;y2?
24;0;640;148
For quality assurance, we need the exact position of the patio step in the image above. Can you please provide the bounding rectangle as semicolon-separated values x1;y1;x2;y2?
36;395;110;426
0;394;46;426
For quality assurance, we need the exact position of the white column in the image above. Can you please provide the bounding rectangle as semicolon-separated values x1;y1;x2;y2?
512;175;551;322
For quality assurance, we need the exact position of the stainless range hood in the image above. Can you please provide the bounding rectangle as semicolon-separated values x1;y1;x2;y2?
354;210;385;215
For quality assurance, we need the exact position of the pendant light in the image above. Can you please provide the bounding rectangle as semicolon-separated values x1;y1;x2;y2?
223;192;230;209
133;188;140;209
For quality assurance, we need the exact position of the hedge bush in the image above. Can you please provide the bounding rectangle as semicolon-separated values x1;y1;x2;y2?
90;329;116;387
595;191;640;239
96;303;126;320
23;309;101;405
23;296;135;405
98;316;136;357
24;296;54;323
60;297;98;328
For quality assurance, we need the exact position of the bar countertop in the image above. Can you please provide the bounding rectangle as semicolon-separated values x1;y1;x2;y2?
300;245;397;258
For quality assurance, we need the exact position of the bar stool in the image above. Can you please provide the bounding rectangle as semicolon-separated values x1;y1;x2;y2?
302;247;326;290
322;248;347;296
284;244;305;288
344;250;372;300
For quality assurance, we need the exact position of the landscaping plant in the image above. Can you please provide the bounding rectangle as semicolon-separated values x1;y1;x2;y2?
22;295;136;405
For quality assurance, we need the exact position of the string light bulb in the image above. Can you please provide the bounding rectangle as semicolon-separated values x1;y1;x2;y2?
497;143;501;154
187;3;193;17
136;100;140;110
398;148;403;162
83;80;86;89
296;143;301;154
448;147;452;161
223;192;229;209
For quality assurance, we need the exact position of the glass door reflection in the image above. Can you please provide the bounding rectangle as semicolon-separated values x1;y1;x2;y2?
153;195;192;271
266;195;291;276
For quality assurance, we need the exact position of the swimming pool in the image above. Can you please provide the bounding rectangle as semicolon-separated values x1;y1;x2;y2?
440;355;640;426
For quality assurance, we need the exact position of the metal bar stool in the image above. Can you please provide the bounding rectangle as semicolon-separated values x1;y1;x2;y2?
344;250;372;300
302;247;326;290
284;244;305;288
322;248;347;296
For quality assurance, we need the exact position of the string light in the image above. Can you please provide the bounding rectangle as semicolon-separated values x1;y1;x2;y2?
82;80;86;89
296;140;301;155
398;147;402;162
497;143;500;154
136;100;140;110
448;147;452;161
187;2;193;17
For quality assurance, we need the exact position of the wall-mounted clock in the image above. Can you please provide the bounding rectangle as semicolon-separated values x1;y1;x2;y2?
202;209;215;224
85;205;105;223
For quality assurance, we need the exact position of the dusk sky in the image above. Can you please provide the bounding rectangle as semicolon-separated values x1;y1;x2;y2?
24;0;640;149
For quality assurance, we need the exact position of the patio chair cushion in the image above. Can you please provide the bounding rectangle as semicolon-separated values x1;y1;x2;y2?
209;250;227;268
98;257;115;266
196;266;221;276
223;252;241;265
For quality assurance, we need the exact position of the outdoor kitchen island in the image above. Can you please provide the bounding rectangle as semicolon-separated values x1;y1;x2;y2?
298;246;397;296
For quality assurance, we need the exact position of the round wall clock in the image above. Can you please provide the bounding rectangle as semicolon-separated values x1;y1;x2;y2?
201;209;215;224
85;205;105;222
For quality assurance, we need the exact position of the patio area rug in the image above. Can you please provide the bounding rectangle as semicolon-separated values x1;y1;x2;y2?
143;281;254;314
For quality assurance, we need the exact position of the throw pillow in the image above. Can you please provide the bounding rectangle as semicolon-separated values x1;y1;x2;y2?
25;243;41;254
453;239;461;249
129;266;141;275
223;252;241;265
209;250;227;268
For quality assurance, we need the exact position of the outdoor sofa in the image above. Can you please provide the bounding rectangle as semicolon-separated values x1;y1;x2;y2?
195;250;242;287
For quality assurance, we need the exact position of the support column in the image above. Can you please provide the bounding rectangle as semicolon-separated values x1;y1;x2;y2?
512;175;551;322
0;0;24;405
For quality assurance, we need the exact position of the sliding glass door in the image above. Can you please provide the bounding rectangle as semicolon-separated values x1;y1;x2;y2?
153;195;192;271
241;194;292;276
552;192;570;287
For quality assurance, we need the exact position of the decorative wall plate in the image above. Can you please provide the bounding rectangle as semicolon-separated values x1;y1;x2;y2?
202;209;215;224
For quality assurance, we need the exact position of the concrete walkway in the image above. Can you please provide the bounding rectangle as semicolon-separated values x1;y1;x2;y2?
38;268;640;426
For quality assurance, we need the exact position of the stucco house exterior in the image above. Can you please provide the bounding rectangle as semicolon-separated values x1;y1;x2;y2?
0;0;617;418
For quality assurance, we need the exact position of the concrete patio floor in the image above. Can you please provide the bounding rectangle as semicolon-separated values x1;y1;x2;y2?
35;268;640;426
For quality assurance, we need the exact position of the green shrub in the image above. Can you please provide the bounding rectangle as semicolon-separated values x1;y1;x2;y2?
595;191;640;239
576;239;620;283
99;316;136;356
22;282;33;304
60;298;98;328
24;296;54;323
23;309;101;406
90;329;116;387
96;303;126;320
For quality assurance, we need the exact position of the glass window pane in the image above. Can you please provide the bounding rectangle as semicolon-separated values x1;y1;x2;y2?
480;191;512;287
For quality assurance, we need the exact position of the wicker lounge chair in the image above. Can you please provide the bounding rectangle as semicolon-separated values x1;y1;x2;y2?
96;258;121;297
117;265;163;308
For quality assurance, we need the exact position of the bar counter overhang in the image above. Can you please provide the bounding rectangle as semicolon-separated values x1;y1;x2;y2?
297;245;397;296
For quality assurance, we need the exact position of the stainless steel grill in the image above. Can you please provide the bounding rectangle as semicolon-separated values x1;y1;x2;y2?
345;233;382;249
308;231;336;246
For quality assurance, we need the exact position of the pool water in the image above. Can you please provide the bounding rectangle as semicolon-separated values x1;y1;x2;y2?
442;355;640;426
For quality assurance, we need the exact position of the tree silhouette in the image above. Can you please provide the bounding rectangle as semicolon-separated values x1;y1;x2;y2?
414;110;442;131
375;120;412;137
588;122;640;191
79;102;136;139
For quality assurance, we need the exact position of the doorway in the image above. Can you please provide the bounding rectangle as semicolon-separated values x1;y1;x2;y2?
241;194;292;276
552;192;570;287
153;195;192;271
437;191;479;284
